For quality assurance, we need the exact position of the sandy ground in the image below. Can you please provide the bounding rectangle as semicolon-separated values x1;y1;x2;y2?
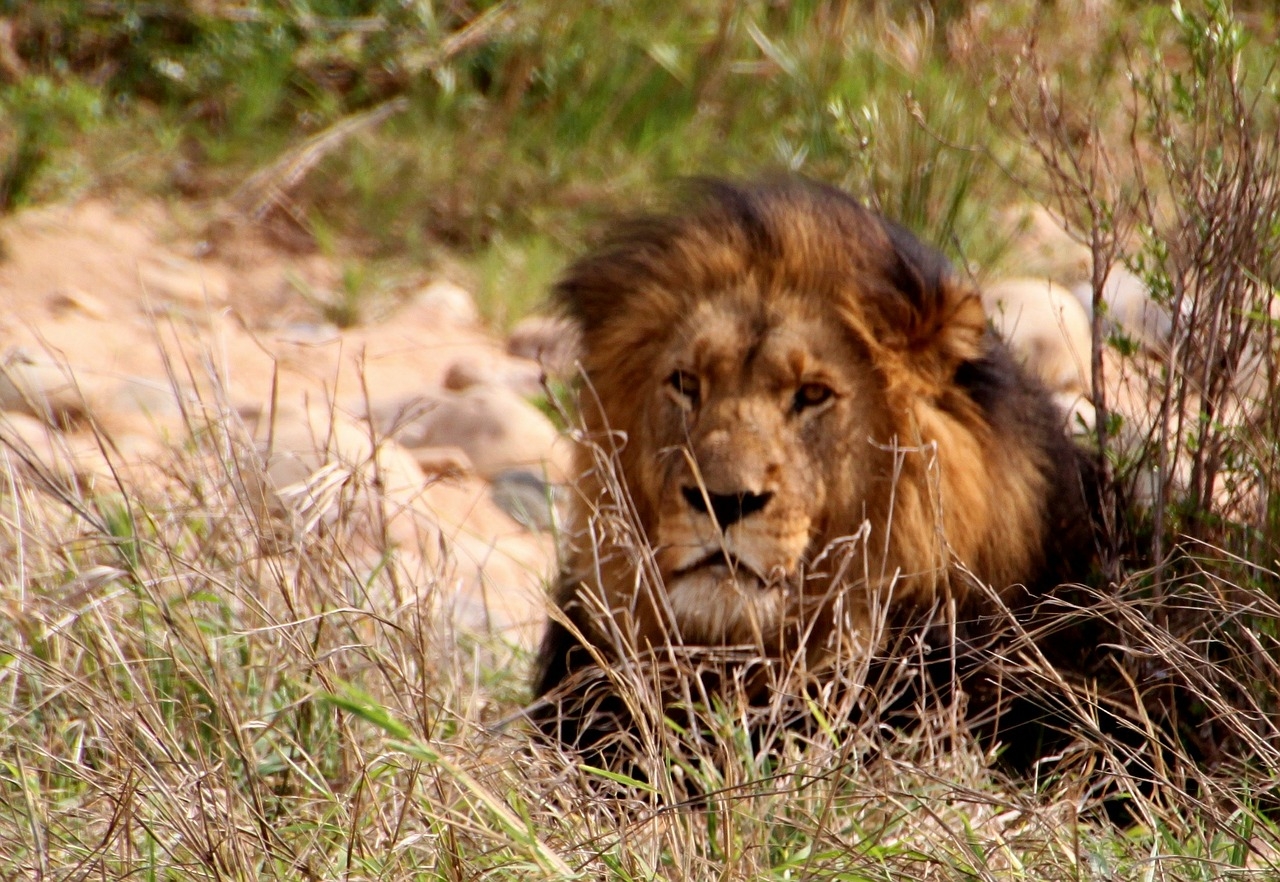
0;197;562;650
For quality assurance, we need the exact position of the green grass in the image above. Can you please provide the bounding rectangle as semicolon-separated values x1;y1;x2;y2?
1;1;1036;294
471;232;568;329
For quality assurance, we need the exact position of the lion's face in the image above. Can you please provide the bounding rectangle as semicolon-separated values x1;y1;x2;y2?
640;292;893;646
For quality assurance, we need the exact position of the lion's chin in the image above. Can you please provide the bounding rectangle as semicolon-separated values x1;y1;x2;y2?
662;559;792;647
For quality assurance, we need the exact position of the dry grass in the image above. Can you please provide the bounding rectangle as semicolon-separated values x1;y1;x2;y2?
532;399;1280;880
4;332;1276;880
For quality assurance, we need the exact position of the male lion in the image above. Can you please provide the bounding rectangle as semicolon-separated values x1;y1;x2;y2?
532;178;1098;765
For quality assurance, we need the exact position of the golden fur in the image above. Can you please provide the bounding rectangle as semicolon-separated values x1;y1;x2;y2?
534;178;1094;734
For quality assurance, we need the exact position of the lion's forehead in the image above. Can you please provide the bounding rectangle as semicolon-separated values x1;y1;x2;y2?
674;294;863;388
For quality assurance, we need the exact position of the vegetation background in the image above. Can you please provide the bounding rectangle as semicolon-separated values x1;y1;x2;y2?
2;1;1279;879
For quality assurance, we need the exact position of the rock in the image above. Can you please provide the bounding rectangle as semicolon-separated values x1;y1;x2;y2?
507;314;582;380
407;474;553;648
1235;286;1279;407
105;376;188;437
0;410;161;489
999;205;1092;286
247;407;436;552
135;256;229;310
372;385;570;483
409;279;479;328
0;411;80;482
243;405;553;648
442;354;543;395
46;286;110;320
0;352;189;439
490;468;558;532
983;277;1093;430
0;355;91;429
0;195;559;648
137;255;231;308
1071;266;1171;354
274;322;342;346
411;445;474;478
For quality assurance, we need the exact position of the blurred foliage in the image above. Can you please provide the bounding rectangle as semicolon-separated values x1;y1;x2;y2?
0;2;1275;310
0;1;1031;272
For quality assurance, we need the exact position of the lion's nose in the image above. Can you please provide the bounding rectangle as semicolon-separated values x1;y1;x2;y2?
681;486;773;529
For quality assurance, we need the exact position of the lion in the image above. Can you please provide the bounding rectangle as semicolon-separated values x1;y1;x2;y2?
531;177;1098;763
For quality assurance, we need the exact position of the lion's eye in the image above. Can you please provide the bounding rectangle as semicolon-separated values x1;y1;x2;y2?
794;382;834;412
667;369;701;408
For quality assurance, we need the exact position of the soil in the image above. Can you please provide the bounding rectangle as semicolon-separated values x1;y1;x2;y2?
0;196;559;650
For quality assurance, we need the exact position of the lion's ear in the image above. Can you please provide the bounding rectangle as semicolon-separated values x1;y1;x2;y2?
882;221;986;371
915;276;987;367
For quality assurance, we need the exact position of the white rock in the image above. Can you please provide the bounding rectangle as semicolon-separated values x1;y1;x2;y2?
507;314;582;380
410;279;480;328
411;445;473;478
1071;266;1171;353
372;385;570;483
0;410;130;488
983;277;1093;430
442;355;543;396
46;286;110;320
490;468;559;532
0;353;189;439
137;255;230;307
0;357;90;428
999;205;1092;286
247;407;433;550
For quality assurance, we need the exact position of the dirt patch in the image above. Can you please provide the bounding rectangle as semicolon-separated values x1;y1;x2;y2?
0;197;559;649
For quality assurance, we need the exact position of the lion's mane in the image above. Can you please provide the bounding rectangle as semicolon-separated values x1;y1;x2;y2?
532;177;1097;758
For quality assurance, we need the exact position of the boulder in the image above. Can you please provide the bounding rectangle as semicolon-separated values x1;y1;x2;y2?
372;385;570;483
507;314;582;381
442;354;543;396
983;277;1093;430
407;279;480;328
1071;266;1171;354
